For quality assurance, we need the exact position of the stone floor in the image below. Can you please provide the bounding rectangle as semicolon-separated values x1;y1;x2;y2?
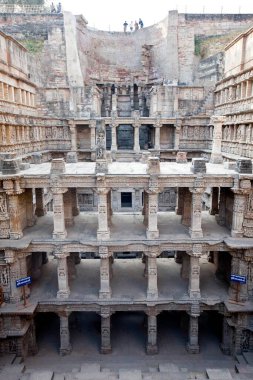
28;257;228;303
22;211;230;243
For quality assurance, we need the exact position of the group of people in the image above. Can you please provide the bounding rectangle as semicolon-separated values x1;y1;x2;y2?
123;18;144;33
50;2;62;13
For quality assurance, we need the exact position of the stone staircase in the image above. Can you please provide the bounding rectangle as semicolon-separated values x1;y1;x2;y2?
1;357;253;379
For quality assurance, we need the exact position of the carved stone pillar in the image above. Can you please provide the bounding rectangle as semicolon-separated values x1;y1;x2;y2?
8;193;23;239
188;248;201;299
101;310;112;354
99;247;111;299
67;254;76;279
35;188;46;217
6;251;21;303
176;188;184;215
59;312;72;355
146;311;158;354
19;254;30;298
154;125;161;150
187;314;200;353
189;188;204;238
174;123;181;150
55;252;70;299
97;188;110;240
210;187;219;215
133;124;140;152
216;187;226;226
63;190;74;227
52;188;67;239
229;252;248;302
146;190;159;239
143;190;149;227
220;315;232;355
69;121;77;151
181;188;192;227
147;249;158;299
25;189;35;227
111;123;118;151
210;115;226;164
180;252;189;279
70;188;79;216
231;189;247;237
90;121;96;150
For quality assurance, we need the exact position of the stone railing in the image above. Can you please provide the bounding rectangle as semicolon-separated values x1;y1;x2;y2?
215;96;253;115
0;4;51;13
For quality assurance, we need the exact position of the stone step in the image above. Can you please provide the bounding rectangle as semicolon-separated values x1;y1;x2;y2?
119;369;142;380
236;355;248;365
235;364;253;374
29;370;54;380
80;363;101;372
206;368;233;379
158;363;181;373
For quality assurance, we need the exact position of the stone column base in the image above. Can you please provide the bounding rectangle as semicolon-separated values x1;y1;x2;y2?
147;290;158;300
60;344;72;356
146;344;158;355
10;232;23;239
65;219;74;227
146;230;159;239
57;290;70;299
189;229;203;238
99;290;111;299
101;346;112;354
189;290;201;299
231;230;244;238
220;343;231;355
97;231;110;240
186;343;199;354
53;230;67;239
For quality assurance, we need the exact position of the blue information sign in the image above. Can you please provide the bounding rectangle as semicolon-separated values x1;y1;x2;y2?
16;276;32;288
230;274;247;284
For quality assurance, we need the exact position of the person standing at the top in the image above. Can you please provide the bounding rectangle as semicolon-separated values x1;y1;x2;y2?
134;20;139;31
139;18;144;28
130;21;133;32
57;2;62;13
123;21;128;33
50;2;56;12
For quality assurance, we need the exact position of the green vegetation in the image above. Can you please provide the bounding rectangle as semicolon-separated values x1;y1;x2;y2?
21;39;44;53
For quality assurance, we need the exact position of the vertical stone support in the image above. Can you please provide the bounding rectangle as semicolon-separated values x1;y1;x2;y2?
189;188;204;238
59;312;72;356
229;252;248;302
216;187;226;226
19;254;30;298
176;188;184;215
188;247;201;299
8;193;23;239
133;124;140;152
67;254;76;279
147;248;159;299
220;315;232;355
174;122;181;150
187;314;200;353
90;120;96;150
234;327;243;355
63;190;74;227
111;123;118;151
180;252;190;279
231;189;248;237
143;190;149;227
181;188;192;227
154;125;161;150
25;188;35;227
55;252;70;299
101;309;112;354
210;116;226;164
107;190;112;227
70;188;79;216
210;187;219;215
99;247;111;299
28;319;38;355
97;188;110;240
146;310;158;354
35;188;46;217
146;190;159;239
52;188;67;239
5;251;21;303
69;121;77;151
